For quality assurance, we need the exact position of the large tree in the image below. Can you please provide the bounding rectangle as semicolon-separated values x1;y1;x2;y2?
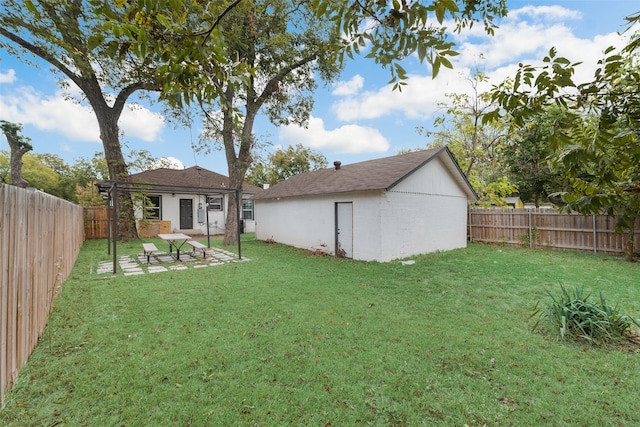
0;121;32;188
0;0;163;240
196;1;343;244
102;0;508;243
490;15;640;259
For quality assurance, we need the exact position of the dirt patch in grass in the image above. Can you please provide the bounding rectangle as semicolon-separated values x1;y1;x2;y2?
617;330;640;353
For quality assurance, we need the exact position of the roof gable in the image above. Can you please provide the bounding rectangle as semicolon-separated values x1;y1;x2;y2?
128;166;262;193
252;147;477;200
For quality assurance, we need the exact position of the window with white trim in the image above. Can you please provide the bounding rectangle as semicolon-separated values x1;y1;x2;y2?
145;195;161;219
242;199;254;220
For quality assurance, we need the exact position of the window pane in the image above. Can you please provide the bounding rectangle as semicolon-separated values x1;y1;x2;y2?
242;199;253;220
207;196;223;211
146;195;161;219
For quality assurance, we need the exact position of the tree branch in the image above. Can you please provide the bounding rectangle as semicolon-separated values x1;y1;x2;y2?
200;0;244;46
0;27;80;86
256;53;318;107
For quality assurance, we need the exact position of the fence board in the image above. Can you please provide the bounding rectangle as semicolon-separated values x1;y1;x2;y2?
469;208;640;255
0;185;84;406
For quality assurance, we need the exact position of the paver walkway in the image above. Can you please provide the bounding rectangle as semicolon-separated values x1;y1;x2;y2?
94;247;248;276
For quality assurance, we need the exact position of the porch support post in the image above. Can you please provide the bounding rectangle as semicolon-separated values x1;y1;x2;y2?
113;183;118;274
236;189;242;260
529;210;533;249
205;194;211;248
107;190;111;256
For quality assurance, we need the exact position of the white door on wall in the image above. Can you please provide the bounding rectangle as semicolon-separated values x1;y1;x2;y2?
335;202;353;258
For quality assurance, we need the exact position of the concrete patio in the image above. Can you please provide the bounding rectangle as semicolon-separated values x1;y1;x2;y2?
93;246;248;276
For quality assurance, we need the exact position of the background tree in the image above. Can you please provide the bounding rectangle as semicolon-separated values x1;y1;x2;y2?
0;0;166;240
71;152;110;206
0;148;170;205
490;17;640;259
70;152;110;191
246;144;328;187
0;150;66;196
417;71;514;204
0;121;33;188
503;109;568;207
36;153;78;201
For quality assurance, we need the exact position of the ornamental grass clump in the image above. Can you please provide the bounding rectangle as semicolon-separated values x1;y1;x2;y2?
532;284;640;345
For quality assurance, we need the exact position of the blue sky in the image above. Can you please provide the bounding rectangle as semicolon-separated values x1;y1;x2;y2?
1;1;639;176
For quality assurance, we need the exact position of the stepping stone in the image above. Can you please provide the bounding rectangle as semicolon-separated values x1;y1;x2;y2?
124;270;145;276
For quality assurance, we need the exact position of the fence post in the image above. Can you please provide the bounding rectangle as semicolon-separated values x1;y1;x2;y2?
529;209;533;249
468;207;473;242
593;214;597;254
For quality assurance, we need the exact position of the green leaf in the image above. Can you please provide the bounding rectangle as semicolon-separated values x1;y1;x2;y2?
24;0;37;14
432;56;441;78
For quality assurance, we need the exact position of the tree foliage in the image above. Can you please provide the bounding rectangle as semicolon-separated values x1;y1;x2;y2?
0;0;168;239
490;16;640;258
246;144;328;187
503;108;569;207
97;0;508;99
417;71;514;205
0;149;169;205
314;0;508;89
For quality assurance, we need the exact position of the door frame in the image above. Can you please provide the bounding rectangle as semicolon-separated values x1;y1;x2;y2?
335;202;353;258
179;198;193;229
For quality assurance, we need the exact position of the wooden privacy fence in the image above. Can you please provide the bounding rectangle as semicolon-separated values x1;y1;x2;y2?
468;208;639;255
84;205;112;239
1;184;84;406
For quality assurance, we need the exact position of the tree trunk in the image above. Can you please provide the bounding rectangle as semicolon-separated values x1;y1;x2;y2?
92;94;138;241
222;131;253;246
5;132;31;188
625;227;635;262
222;87;255;246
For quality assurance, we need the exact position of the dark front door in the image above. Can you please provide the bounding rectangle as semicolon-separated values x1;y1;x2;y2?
179;199;193;229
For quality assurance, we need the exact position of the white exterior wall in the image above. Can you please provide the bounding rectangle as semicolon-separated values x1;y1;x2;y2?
377;157;469;261
255;191;384;259
255;157;470;262
136;193;256;235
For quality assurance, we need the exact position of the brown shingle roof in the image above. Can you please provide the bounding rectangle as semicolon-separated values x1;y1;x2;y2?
252;147;476;200
128;166;262;193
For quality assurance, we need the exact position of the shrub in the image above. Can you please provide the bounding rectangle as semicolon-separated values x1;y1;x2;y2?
532;284;640;344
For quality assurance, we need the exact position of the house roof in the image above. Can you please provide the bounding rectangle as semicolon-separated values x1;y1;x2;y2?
252;147;477;201
128;166;263;194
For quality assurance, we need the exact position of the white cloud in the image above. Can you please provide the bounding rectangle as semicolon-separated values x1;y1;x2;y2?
0;83;164;142
508;5;581;21
331;5;633;123
0;85;99;140
279;116;389;154
119;103;165;142
0;69;16;84
332;75;364;96
156;157;184;169
333;66;464;122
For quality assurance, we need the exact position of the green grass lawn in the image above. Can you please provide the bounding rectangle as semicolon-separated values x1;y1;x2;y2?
2;236;640;426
